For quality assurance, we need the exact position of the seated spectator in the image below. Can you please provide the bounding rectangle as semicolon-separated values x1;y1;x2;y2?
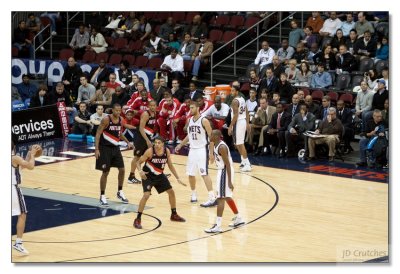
302;26;317;50
191;34;213;81
258;67;278;97
116;60;133;90
356;109;386;168
143;32;163;59
86;12;106;33
266;55;286;79
330;28;347;53
341;13;356;37
113;12;138;38
304;95;319;115
336;100;354;153
202;96;230;130
285;104;316;157
270;91;281;107
150;78;167;104
275;72;294;104
313;44;337;70
170;79;186;103
355;12;375;38
306;12;324;34
159;17;176;41
187;81;203;100
307;42;319;63
355;80;374;124
254;40;275;75
307;107;343;161
40;12;60;36
90;105;107;136
292;42;309;64
179;33;196;61
276;39;294;66
363;69;379;92
288;20;305;49
285;93;301;119
69;24;90;60
297;90;305;104
16;74;37;102
157;92;181;144
131;15;151;41
162;33;180;55
316;95;332;120
285;59;300;84
90;81;114;109
62;57;83;100
249;69;261;92
335;44;356;73
345;29;358;54
311;63;332;89
86;27;108;54
319;11;342;38
73;102;92;135
105;72;121;93
12;86;22;102
128;74;141;96
246;88;258;121
161;48;184;83
76;75;96;109
13;20;34;58
375;36;389;62
379;67;389;89
26;13;44;51
184;15;208;43
88;59;111;89
50;82;75;125
296;61;313;86
108;86;130;113
353;31;377;60
29;84;52;108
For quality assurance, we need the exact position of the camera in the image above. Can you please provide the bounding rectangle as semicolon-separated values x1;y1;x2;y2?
364;72;369;77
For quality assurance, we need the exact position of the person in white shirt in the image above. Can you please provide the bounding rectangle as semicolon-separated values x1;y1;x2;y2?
341;13;356;37
203;96;230;130
319;12;342;38
246;88;258;121
87;27;108;53
160;48;184;84
254;40;275;75
90;104;107;135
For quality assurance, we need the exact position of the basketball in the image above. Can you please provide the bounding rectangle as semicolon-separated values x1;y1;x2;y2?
32;145;43;157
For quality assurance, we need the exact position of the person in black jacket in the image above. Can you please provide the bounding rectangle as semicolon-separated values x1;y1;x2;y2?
336;44;357;73
29;84;52;108
62;57;83;101
336;99;354;153
275;72;294;104
353;30;377;60
171;79;186;103
88;59;111;89
107;86;130;114
258;67;278;98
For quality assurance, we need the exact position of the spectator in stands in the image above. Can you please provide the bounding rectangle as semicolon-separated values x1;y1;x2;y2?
336;99;354;153
292;42;309;64
275;73;294;104
249;69;261;92
191;34;213;81
336;44;356;73
89;59;110;89
304;95;319;115
311;63;332;89
187;81;203;100
254;40;275;75
306;12;324;34
353;30;377;60
381;99;389;128
356;109;385;167
264;103;291;157
158;92;181;144
246;88;258;121
105;72;121;93
375;36;389;62
285;59;300;85
161;48;184;83
114;12;139;38
330;29;346;53
296;61;313;86
307;107;343;162
69;24;90;60
29;84;51;108
355;80;374;124
108;86;129;113
371;80;389;111
143;32;162;59
276;39;294;66
270;91;281;107
90;105;107;136
179;33;196;61
302;26;317;50
313;44;337;70
316;95;331;121
202;96;230;130
90;81;113;109
150;78;167;104
319;11;342;38
116;60;133;90
355;12;375;38
288;20;304;49
128;74;141;96
267;55;285;78
170;79;186;103
13;20;34;58
26;13;44;51
250;97;276;155
379;67;389;89
76;75;96;111
341;13;356;37
12;86;22;102
297;90;305;104
159;17;176;41
363;69;379;92
286;93;301;119
307;42;320;63
72;102;92;135
131;15;152;41
62;57;83;101
40;12;60;36
86;26;108;54
162;33;180;55
184;15;208;42
346;29;358;54
285;104;316;158
258;67;278;98
16;74;37;102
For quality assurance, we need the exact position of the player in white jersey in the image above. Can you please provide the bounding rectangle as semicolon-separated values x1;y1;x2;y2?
228;85;252;171
175;99;217;207
11;137;40;255
205;129;245;233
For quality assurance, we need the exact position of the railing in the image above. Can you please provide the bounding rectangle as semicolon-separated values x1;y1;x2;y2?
66;12;84;43
210;11;299;85
33;24;53;60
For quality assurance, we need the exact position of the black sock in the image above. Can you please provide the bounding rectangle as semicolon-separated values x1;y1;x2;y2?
137;212;142;220
171;208;177;214
118;186;122;191
101;190;105;195
129;172;135;177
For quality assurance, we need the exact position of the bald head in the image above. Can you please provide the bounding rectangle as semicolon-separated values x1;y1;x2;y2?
211;129;222;141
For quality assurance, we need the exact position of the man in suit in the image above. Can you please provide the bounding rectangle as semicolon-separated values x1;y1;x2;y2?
191;34;214;81
285;104;316;157
336;99;354;153
187;81;203;100
336;44;356;73
258;67;278;96
304;95;319;115
89;59;111;89
316;95;331;120
150;78;167;104
263;103;291;157
285;93;301;119
249;98;276;155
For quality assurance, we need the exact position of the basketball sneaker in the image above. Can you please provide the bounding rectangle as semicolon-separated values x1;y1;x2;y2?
170;213;186;222
127;174;141;184
117;190;129;203
190;193;198;203
240;163;252;172
204;224;222;233
99;195;109;207
133;218;142;229
12;242;29;255
229;216;245;227
200;198;217;207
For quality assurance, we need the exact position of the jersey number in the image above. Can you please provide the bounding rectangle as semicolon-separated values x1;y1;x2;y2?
192;133;198;140
239;106;245;114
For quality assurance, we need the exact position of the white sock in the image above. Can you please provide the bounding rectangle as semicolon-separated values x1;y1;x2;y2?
192;190;197;196
216;217;222;227
16;238;22;244
244;158;250;165
240;156;244;163
208;191;215;200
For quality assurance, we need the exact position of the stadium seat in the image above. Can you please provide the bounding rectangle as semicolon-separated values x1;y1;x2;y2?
241;16;260;30
221;30;238;44
311;89;324;104
172;12;186;23
108;53;123;66
82;51;96;63
109;37;128;52
350;75;364;88
95;52;109;63
333;74;351;91
147;57;163;70
375;60;388;75
184;12;199;24
122;40;143;54
375;22;389;37
339;93;353;107
225;15;245;30
58;48;74;61
208;29;223;43
134;55;149;68
209;14;230;29
156;12;171;23
12;46;19;57
122;54;136;67
144;12;157;21
327;91;339;105
358;57;374;73
105;36;114;47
